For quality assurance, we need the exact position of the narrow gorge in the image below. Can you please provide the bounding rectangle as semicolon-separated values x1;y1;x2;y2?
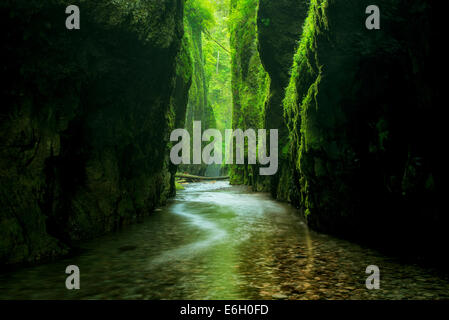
0;0;447;300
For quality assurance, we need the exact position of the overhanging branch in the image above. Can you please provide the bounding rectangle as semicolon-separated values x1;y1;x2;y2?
203;29;231;54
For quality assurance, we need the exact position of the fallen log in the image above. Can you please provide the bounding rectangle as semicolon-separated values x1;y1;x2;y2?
175;173;229;181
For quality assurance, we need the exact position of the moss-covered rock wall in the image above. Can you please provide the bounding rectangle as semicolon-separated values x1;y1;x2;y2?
181;21;217;176
229;0;270;188
231;0;444;260
257;0;309;200
0;0;190;265
168;34;193;196
283;0;443;256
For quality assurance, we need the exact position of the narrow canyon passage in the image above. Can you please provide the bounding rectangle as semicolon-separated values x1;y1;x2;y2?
1;182;448;300
1;1;445;305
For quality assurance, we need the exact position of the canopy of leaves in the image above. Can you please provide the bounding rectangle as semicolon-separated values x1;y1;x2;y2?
185;0;216;30
203;0;232;132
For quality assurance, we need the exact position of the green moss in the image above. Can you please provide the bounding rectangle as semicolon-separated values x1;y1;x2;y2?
0;0;188;265
229;0;270;187
281;0;440;254
181;17;217;176
175;182;185;191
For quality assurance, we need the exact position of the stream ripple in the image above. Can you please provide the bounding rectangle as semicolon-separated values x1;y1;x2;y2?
1;182;449;300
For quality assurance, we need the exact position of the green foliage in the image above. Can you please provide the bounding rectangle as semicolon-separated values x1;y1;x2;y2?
182;2;223;175
228;0;270;186
181;0;234;175
283;0;327;158
175;182;185;190
185;0;216;31
203;0;233;133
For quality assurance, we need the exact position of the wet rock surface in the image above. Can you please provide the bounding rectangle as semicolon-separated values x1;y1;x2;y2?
1;0;187;265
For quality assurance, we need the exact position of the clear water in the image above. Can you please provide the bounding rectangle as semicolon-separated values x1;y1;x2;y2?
1;181;449;300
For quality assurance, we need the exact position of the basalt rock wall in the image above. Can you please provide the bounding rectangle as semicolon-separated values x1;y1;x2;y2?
0;0;190;265
283;0;444;258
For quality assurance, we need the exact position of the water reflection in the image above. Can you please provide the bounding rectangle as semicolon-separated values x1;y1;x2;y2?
1;181;449;300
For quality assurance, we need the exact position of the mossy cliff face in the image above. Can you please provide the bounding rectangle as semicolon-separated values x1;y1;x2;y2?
230;0;443;258
229;0;270;189
284;0;443;254
257;0;309;200
229;0;307;194
181;21;217;176
169;34;193;196
0;0;189;265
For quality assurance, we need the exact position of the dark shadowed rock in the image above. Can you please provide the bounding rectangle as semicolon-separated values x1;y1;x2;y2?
0;0;190;265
